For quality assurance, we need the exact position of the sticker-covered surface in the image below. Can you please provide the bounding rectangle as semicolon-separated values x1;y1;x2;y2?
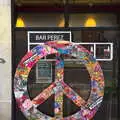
14;41;104;120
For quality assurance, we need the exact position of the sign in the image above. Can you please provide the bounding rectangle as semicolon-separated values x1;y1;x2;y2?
28;31;72;51
36;61;52;83
77;42;113;61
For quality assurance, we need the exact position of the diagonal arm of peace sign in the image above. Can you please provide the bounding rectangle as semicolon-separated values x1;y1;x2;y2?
14;41;104;120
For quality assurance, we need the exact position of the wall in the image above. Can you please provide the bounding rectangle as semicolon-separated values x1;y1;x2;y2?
69;13;117;27
0;0;11;120
19;13;64;27
19;13;117;27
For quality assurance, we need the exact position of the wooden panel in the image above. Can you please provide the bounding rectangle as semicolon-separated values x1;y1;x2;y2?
15;0;120;6
81;31;104;42
69;0;120;4
0;0;10;5
15;0;64;5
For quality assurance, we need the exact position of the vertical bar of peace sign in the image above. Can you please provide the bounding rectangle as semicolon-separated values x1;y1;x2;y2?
14;41;104;120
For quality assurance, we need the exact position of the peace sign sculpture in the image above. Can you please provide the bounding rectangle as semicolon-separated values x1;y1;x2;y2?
14;41;104;120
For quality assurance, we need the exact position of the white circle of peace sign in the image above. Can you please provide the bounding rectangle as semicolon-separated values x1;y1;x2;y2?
14;41;104;120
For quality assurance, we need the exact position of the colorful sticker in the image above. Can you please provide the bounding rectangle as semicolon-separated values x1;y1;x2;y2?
14;41;104;120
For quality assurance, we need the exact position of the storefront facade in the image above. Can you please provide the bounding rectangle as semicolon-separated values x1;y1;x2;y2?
12;1;120;120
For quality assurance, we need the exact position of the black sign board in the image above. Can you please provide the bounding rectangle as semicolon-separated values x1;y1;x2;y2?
28;31;72;51
28;31;71;43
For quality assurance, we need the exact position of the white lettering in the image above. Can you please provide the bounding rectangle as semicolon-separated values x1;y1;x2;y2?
36;35;46;40
35;34;64;41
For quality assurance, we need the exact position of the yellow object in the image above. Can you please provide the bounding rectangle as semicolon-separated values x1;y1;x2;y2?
58;18;65;27
16;17;25;27
84;17;96;27
57;41;69;44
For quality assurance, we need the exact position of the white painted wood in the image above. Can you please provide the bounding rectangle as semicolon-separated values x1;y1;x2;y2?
0;0;11;120
0;0;10;5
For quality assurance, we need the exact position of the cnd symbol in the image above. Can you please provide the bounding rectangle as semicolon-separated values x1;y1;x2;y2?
14;41;104;120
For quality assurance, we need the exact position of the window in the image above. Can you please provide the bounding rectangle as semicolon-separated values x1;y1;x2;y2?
69;13;118;27
16;13;65;27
